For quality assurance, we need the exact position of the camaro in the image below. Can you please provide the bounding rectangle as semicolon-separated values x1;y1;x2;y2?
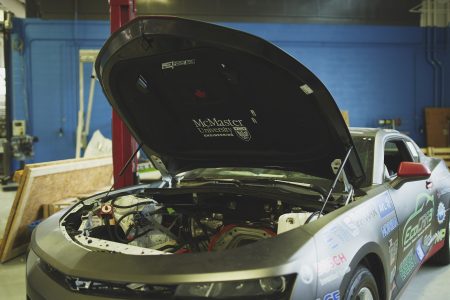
26;16;450;300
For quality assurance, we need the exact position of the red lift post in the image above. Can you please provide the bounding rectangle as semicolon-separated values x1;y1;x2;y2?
110;0;137;189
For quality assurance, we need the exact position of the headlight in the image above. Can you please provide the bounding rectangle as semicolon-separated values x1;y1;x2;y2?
174;275;295;299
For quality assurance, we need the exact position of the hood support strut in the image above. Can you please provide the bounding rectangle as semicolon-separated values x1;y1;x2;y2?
318;146;354;216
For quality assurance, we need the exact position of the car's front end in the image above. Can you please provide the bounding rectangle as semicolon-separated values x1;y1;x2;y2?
27;179;325;300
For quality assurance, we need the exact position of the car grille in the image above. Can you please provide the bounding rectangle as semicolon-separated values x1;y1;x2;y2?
39;260;177;299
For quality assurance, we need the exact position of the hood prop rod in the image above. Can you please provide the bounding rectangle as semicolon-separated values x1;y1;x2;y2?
102;142;144;202
318;146;353;218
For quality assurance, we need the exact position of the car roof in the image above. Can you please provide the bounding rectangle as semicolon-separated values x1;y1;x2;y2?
349;127;400;139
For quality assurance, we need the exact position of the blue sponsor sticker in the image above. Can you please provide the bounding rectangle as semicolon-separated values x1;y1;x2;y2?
378;196;395;218
437;202;446;225
381;217;398;238
415;242;425;261
324;290;340;300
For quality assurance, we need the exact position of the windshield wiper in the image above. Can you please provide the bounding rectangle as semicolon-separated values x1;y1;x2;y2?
240;178;327;199
180;176;327;199
178;177;242;186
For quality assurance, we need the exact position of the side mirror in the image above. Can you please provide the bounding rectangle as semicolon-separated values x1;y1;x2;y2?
391;161;431;189
397;161;431;178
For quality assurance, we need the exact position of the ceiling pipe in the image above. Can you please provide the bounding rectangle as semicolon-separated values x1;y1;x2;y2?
433;28;444;107
425;0;438;107
431;0;444;107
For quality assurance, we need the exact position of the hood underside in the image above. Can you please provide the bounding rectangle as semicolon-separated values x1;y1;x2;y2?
95;16;365;186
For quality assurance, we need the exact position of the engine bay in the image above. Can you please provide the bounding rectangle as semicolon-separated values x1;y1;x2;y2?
61;189;321;255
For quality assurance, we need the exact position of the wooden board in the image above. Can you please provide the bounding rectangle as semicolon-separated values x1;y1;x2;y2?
42;197;80;219
425;108;450;147
0;159;84;244
0;156;112;262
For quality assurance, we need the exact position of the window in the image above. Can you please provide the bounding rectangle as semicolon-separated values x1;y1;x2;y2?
405;141;419;162
352;136;374;186
384;140;414;177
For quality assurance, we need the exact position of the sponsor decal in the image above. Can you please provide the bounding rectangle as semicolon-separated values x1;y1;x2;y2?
435;228;446;243
415;239;425;261
388;238;398;266
437;202;446;225
402;193;434;251
323;290;340;300
318;253;347;285
323;208;377;250
378;195;395;218
347;209;378;228
424;228;446;247
192;118;252;141
161;59;195;70
399;248;418;282
299;265;314;284
342;208;378;236
424;231;434;247
381;217;399;238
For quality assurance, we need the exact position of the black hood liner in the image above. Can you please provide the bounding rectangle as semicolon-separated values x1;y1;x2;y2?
96;16;365;186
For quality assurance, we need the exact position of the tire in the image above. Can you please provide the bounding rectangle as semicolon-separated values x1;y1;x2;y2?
430;216;450;265
344;265;379;300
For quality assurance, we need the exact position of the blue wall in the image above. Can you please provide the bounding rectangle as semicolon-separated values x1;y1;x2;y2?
11;19;112;163
10;19;450;163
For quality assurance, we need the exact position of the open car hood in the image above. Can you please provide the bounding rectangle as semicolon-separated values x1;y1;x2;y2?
96;16;365;186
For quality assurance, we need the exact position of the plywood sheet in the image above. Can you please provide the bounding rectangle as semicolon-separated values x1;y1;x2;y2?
425;108;450;147
0;156;112;262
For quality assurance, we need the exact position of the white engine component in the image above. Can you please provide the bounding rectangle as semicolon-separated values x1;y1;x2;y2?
277;212;319;234
113;195;161;233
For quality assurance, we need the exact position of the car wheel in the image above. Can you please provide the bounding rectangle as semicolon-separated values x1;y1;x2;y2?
344;265;379;300
430;216;450;265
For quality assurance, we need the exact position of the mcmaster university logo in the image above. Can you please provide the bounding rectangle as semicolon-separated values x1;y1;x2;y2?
233;126;251;142
192;118;252;142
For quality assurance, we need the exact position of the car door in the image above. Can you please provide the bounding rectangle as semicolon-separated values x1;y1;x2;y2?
385;138;438;293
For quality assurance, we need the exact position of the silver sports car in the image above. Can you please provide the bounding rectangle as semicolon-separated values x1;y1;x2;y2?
26;16;450;300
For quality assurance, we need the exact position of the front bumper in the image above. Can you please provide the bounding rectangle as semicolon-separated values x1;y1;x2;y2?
27;204;318;299
27;249;297;300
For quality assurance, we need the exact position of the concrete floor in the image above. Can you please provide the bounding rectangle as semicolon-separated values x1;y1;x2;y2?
0;255;26;300
1;189;450;299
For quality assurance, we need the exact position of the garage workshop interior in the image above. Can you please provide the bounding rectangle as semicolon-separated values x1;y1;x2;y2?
0;1;450;300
